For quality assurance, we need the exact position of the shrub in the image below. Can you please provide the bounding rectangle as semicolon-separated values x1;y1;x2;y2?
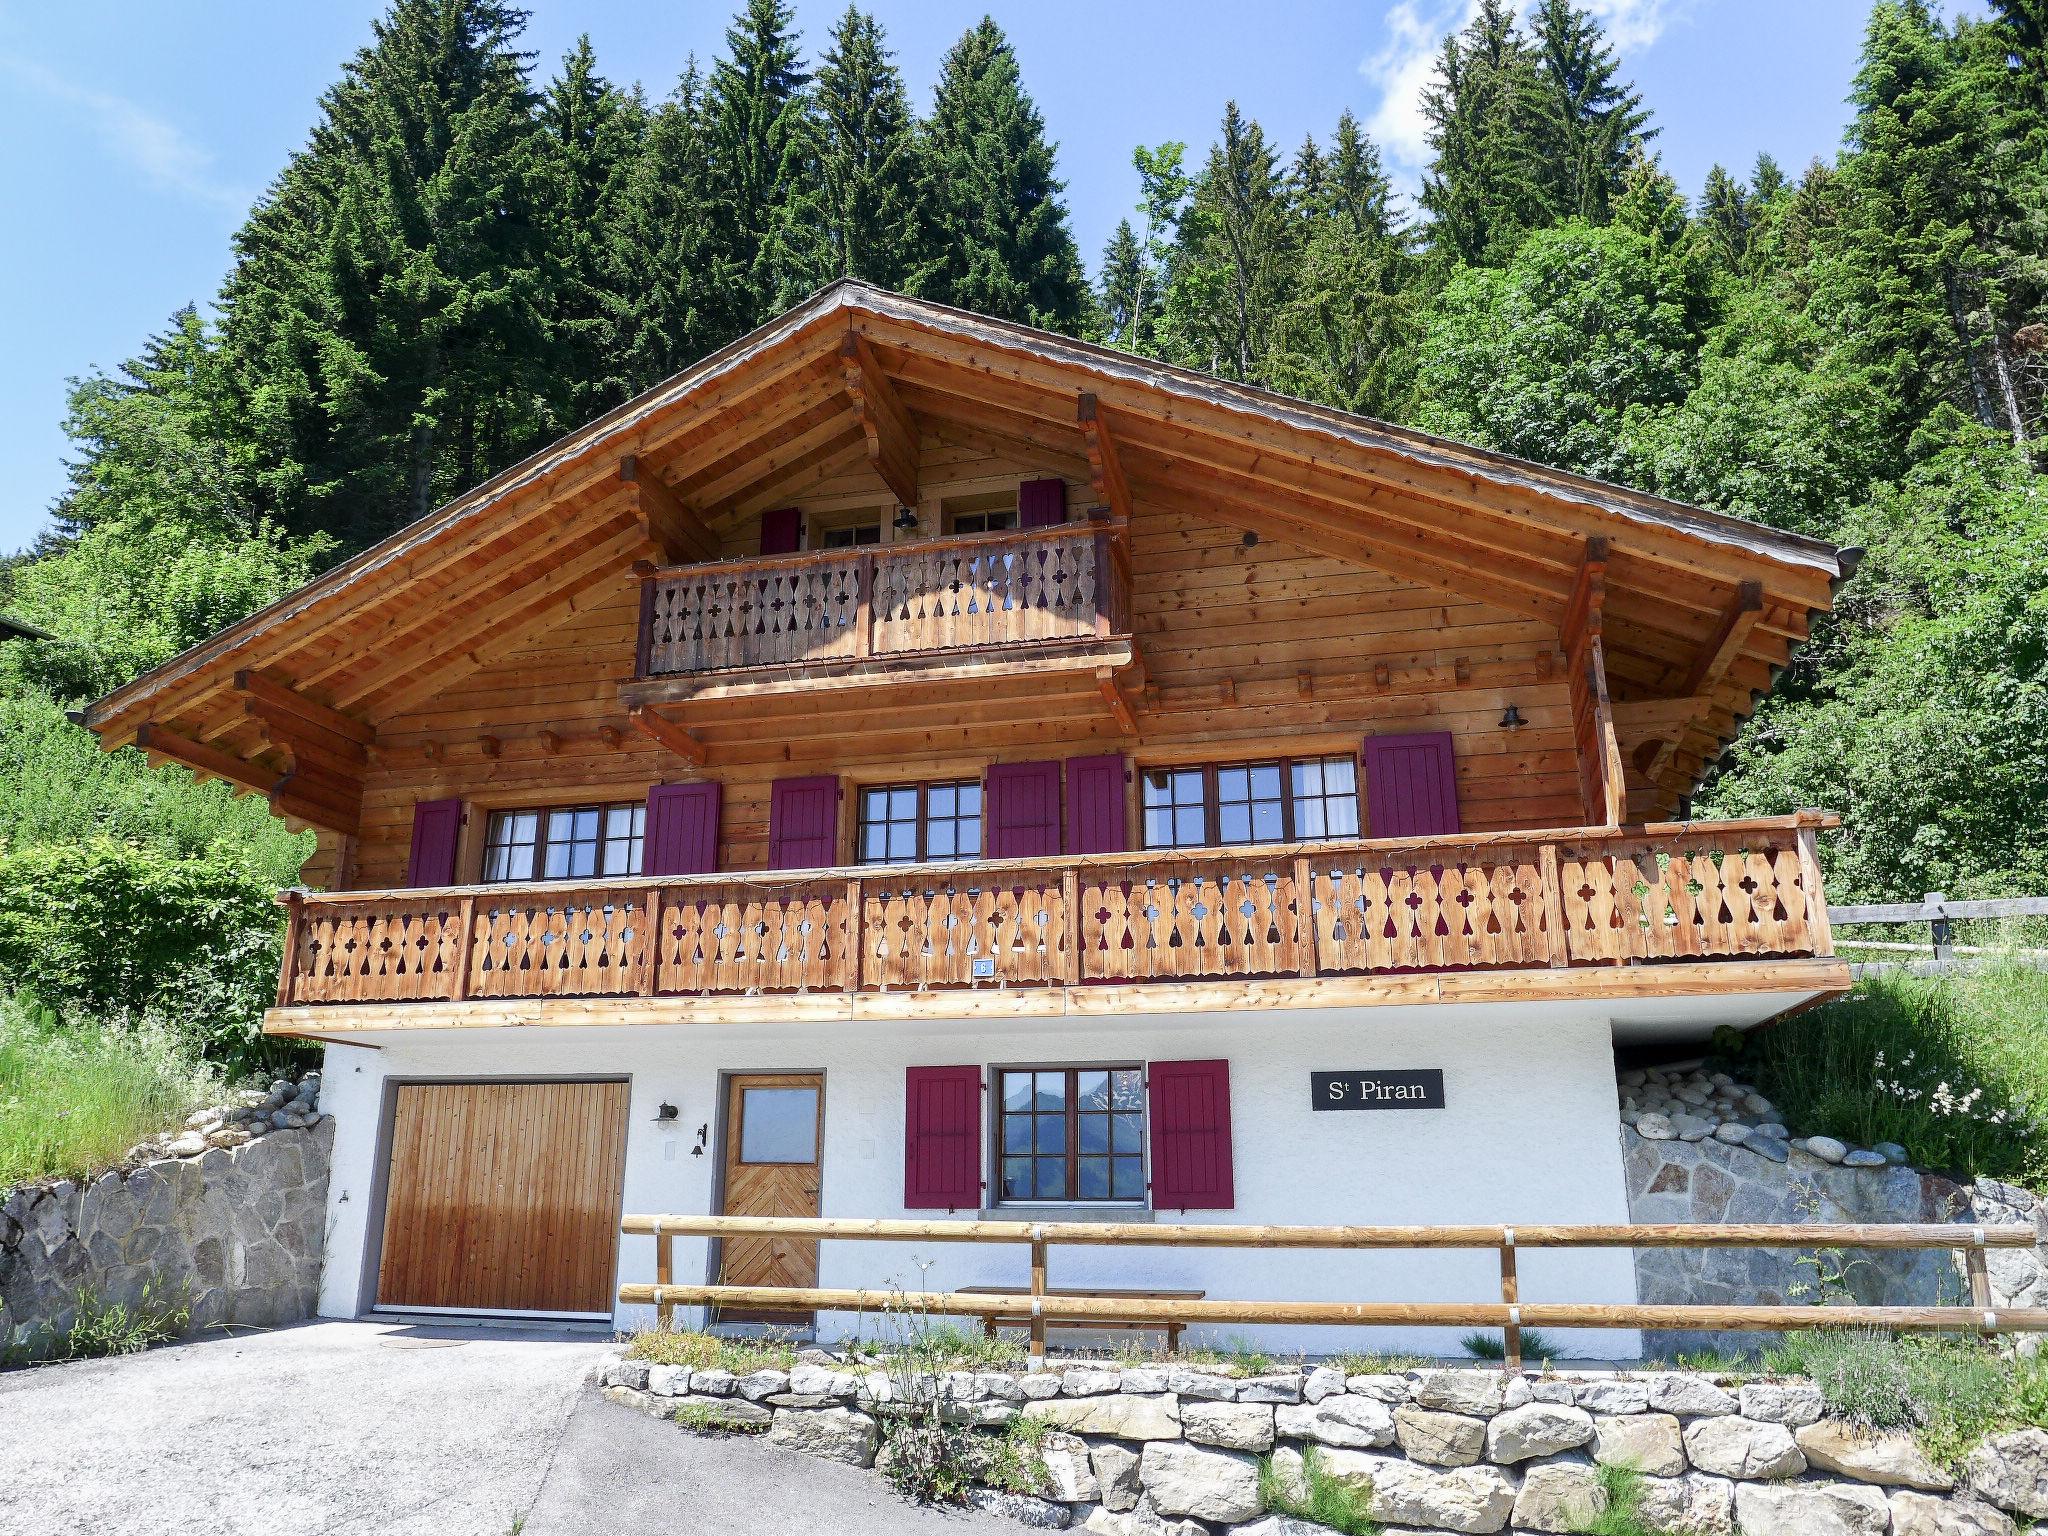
1461;1328;1561;1363
0;838;292;1073
1738;966;2048;1185
1766;1329;2048;1468
51;1276;191;1361
1258;1445;1378;1534
0;1002;223;1186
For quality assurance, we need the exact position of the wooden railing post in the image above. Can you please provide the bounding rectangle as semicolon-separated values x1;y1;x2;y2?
846;878;864;992
1293;855;1318;978
276;890;305;1007
634;564;659;680
656;1219;674;1331
854;551;875;659
1795;823;1832;957
1029;1229;1049;1366
450;892;478;1002
642;887;666;996
1926;892;1953;965
1499;1228;1522;1373
1967;1235;1993;1315
1539;844;1571;968
1061;868;1081;985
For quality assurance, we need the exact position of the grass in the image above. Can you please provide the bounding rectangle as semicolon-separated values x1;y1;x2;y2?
1109;1335;1282;1374
623;1326;800;1374
1575;1463;1653;1536
884;1320;1029;1373
1460;1328;1561;1363
1661;1347;1761;1377
1738;963;2048;1186
47;1277;190;1362
1258;1445;1380;1535
1765;1329;2048;1469
1328;1349;1430;1375
672;1401;767;1435
0;1004;223;1187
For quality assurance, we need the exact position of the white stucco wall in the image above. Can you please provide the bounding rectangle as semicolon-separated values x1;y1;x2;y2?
316;999;1640;1356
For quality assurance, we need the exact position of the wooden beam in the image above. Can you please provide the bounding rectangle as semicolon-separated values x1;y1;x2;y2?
134;722;280;797
233;669;375;747
236;698;369;768
629;704;708;766
1679;579;1765;698
840;330;918;509
1096;667;1139;736
269;771;362;835
620;455;718;564
1077;393;1132;523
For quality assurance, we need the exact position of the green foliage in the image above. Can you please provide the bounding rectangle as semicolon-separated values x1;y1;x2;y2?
1739;965;2048;1185
813;6;920;289
0;840;289;1072
1765;1329;2048;1468
1259;1444;1380;1534
623;1325;799;1374
0;1003;225;1187
1577;1462;1652;1536
46;1276;192;1363
1460;1328;1561;1362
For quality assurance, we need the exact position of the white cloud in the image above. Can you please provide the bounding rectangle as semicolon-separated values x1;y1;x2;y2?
1359;0;1685;181
2;55;246;210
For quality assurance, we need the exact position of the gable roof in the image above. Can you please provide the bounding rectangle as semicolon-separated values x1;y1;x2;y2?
81;279;1845;822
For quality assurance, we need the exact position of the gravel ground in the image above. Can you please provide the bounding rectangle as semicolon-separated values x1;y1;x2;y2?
0;1319;1003;1536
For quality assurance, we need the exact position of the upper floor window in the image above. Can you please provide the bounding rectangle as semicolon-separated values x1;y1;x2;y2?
819;522;881;549
1141;756;1360;850
942;490;1019;537
483;802;645;883
997;1066;1145;1203
858;779;983;865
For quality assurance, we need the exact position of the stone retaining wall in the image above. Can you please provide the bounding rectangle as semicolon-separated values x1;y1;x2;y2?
0;1117;332;1361
596;1356;2048;1534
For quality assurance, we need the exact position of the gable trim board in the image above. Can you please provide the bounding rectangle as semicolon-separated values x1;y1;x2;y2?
78;282;1845;832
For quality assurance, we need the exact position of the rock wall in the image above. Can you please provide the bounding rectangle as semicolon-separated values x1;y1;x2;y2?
0;1118;332;1361
596;1355;2048;1534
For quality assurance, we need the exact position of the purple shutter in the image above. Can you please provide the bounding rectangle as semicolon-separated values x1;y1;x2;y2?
1148;1059;1234;1211
759;506;802;554
405;799;463;888
644;782;721;875
1018;477;1067;528
985;761;1062;859
1363;732;1462;840
1064;754;1128;853
905;1065;984;1210
768;775;839;870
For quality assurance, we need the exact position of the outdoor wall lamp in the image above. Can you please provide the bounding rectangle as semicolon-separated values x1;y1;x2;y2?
892;505;919;533
655;1101;679;1123
691;1123;709;1157
1499;705;1526;730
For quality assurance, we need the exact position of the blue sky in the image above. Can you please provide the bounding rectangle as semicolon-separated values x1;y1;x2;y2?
0;0;1987;554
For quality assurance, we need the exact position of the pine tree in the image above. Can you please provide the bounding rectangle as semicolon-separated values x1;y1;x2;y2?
1699;163;1755;271
220;0;555;551
1529;0;1655;224
538;37;646;422
909;18;1088;332
614;61;732;390
1096;220;1158;350
706;0;823;317
1160;102;1294;382
1419;0;1556;264
813;7;919;289
1270;112;1417;415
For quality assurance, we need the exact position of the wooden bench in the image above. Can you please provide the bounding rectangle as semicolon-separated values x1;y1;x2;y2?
959;1286;1206;1352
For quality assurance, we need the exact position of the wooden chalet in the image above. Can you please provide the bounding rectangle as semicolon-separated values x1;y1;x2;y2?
83;281;1851;1334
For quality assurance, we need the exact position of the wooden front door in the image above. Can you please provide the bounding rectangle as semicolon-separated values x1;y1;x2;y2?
716;1072;824;1321
374;1079;628;1316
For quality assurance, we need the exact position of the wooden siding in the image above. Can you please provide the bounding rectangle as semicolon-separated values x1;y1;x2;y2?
333;437;1584;889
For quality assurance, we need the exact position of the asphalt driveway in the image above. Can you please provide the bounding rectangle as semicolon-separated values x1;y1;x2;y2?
0;1320;1010;1536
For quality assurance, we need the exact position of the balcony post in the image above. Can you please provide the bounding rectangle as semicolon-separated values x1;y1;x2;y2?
1293;855;1318;978
1061;868;1081;984
450;893;478;1002
275;889;305;1007
642;886;666;995
1539;844;1572;968
1794;823;1832;957
846;878;864;991
633;563;658;681
854;552;875;659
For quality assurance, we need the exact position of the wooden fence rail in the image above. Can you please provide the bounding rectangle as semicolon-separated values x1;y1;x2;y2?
1830;891;2048;965
619;1214;2045;1371
276;814;1839;1007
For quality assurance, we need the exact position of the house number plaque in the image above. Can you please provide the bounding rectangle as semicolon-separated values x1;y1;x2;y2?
1310;1069;1446;1110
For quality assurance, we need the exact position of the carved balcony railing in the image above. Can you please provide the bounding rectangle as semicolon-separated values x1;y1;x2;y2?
634;523;1128;679
273;816;1837;1010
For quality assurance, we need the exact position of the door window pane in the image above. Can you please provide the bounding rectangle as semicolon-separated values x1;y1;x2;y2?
739;1087;819;1164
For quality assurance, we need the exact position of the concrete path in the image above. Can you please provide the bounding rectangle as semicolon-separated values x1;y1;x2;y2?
0;1320;1007;1536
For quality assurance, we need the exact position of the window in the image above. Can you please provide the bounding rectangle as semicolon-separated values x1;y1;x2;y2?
943;490;1019;537
997;1067;1145;1203
815;514;882;549
1140;756;1359;850
857;780;982;864
482;801;645;882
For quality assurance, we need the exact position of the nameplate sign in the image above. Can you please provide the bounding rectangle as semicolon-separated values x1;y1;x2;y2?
1310;1069;1446;1111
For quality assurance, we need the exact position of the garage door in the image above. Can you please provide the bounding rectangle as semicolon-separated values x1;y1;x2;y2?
374;1080;629;1316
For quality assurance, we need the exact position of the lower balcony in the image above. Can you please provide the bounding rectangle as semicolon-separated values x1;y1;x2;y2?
266;815;1846;1035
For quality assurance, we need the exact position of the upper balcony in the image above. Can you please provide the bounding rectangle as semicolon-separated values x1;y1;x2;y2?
264;814;1846;1037
627;522;1132;705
